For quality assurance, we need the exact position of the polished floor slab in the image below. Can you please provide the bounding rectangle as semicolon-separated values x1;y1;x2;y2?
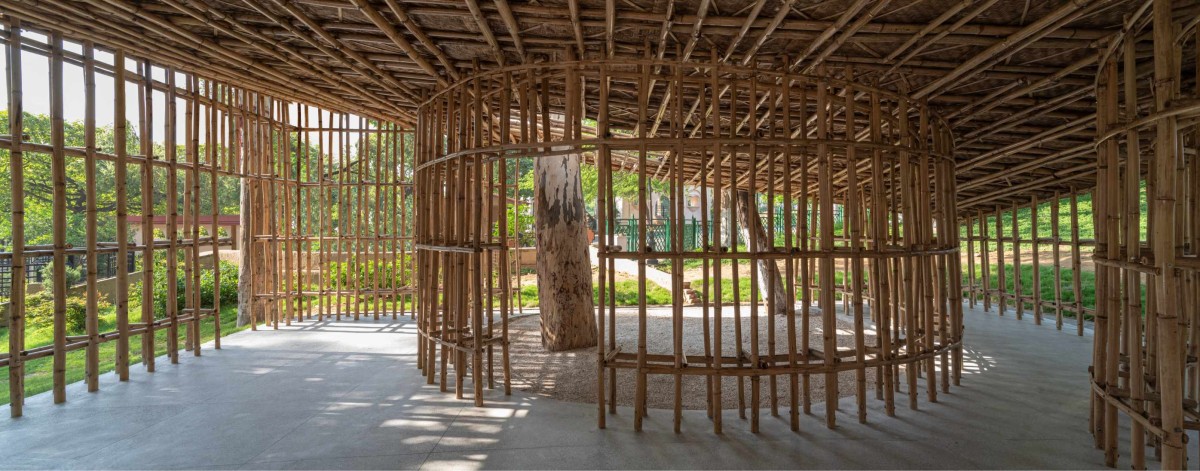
2;305;1194;469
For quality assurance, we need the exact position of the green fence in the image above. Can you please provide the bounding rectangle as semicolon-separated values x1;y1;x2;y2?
610;218;707;252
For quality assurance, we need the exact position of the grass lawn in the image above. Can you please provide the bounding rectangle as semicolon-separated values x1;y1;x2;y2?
966;263;1102;318
516;280;674;308
1;304;245;405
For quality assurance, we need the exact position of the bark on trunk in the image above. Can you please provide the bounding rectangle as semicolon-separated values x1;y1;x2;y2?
534;148;597;351
735;190;790;316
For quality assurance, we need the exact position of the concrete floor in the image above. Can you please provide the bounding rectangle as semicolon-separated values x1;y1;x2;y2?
2;305;1196;470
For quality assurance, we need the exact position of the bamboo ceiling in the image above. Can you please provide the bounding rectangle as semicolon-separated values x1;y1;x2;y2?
3;0;1192;209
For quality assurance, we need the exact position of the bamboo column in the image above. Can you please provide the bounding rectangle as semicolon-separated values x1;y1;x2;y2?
6;18;25;417
49;31;67;404
114;49;131;381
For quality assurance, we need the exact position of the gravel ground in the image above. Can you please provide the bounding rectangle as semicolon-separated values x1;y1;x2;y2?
507;308;878;410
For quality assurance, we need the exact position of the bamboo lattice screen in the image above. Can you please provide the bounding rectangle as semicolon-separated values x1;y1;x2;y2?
415;57;964;433
0;21;413;417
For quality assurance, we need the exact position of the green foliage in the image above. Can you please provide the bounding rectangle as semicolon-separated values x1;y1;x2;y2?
0;110;242;250
327;255;414;288
17;291;112;334
39;263;85;288
145;259;240;314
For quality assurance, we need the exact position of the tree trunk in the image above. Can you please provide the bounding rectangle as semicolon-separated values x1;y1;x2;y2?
735;190;790;316
534;147;597;351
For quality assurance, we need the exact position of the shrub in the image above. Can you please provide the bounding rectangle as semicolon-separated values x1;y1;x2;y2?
39;263;85;287
149;260;240;314
21;290;110;333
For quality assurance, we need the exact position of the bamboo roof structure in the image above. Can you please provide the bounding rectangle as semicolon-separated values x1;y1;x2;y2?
10;0;1190;210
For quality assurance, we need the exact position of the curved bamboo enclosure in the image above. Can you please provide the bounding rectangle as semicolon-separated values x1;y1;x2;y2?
415;58;963;432
1087;2;1200;468
0;0;1197;468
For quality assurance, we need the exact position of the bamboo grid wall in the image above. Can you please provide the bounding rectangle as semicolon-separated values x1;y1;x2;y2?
1088;1;1200;468
415;57;964;434
0;20;414;418
959;191;1097;336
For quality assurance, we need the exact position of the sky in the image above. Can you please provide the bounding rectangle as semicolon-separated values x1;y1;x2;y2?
0;29;370;150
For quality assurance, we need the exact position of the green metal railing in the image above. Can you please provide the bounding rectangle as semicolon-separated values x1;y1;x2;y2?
610;218;708;252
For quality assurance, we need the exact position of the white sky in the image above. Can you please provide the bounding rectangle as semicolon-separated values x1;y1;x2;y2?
0;30;371;151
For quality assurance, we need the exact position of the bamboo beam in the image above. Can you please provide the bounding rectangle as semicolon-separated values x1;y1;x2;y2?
912;0;1091;100
464;0;507;66
349;0;449;86
492;0;527;59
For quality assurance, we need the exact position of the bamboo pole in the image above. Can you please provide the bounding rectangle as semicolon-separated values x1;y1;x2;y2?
50;31;68;404
209;79;222;347
166;69;180;362
114;48;131;381
83;40;100;392
1050;194;1062;330
1031;195;1041;325
1149;1;1184;465
7;18;26;417
1070;191;1083;336
1012;201;1022;321
140;59;156;369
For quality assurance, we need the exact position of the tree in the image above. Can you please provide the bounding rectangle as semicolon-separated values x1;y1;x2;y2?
735;190;790;316
533;147;598;351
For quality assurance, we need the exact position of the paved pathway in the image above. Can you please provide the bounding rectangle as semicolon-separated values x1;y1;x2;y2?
2;305;1194;469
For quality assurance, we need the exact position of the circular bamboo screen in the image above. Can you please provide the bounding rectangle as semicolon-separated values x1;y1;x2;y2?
414;58;964;433
1087;12;1200;468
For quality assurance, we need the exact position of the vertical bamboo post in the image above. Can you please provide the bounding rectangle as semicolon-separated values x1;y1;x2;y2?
595;61;609;430
980;209;991;312
747;72;761;434
709;53;725;433
1012;202;1022;320
140;59;156;370
633;57;649;432
1031;195;1041;325
1121;31;1145;469
165;69;180;363
1150;1;1185;465
183;73;199;355
846;83;867;423
817;69;838;428
1070;191;1083;336
210;80;222;347
966;216;976;309
82;41;100;392
6;18;25;417
114;48;131;380
1051;194;1062;330
996;207;1005;315
49;31;68;404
